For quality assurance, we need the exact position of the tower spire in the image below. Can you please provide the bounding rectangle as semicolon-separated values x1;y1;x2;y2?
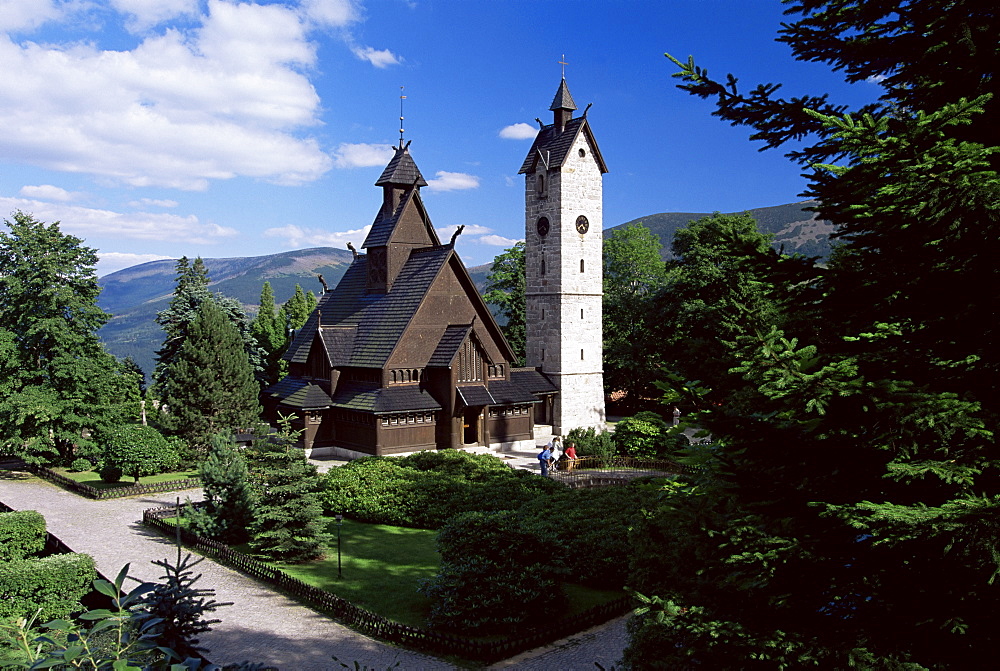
399;86;406;145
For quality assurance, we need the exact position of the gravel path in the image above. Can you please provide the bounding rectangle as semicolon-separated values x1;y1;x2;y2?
0;469;629;670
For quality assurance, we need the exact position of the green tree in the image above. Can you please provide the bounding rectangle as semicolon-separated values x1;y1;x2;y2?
251;281;287;386
624;3;1000;668
279;283;316;334
602;223;668;404
154;256;263;395
186;433;255;545
99;424;179;483
246;427;328;563
0;212;138;463
159;299;262;451
483;241;526;365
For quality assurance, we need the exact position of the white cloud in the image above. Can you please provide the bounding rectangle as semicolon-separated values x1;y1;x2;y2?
499;123;537;140
19;184;79;202
479;234;521;247
0;0;63;32
0;0;332;190
109;0;199;32
263;223;371;250
128;198;179;208
333;143;394;168
0;196;237;243
301;0;359;28
97;251;174;276
351;45;401;68
425;171;480;192
866;73;888;84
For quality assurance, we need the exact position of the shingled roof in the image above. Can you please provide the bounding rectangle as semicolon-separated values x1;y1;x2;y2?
329;382;442;413
518;116;608;175
428;324;472;367
361;185;439;249
375;145;427;187
550;78;577;111
264;376;332;410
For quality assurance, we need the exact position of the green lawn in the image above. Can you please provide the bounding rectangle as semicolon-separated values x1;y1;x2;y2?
274;519;440;627
52;467;199;490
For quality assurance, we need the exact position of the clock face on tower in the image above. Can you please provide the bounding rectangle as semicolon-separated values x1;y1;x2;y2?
536;217;550;236
575;215;590;235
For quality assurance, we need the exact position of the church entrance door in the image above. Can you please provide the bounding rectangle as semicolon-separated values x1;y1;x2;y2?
463;408;482;445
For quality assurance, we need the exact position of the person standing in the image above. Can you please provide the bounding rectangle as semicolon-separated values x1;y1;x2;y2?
548;436;562;472
538;444;552;477
564;441;578;471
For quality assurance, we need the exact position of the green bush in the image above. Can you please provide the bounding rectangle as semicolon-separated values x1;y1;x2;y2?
318;453;560;529
614;411;670;458
99;462;123;483
0;553;96;621
420;511;565;633
68;457;93;472
100;425;179;483
0;511;46;561
566;426;616;459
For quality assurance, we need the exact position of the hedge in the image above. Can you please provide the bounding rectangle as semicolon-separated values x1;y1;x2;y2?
0;552;97;621
0;510;46;561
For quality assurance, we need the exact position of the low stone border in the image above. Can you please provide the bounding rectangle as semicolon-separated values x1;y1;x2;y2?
26;464;201;500
142;504;633;665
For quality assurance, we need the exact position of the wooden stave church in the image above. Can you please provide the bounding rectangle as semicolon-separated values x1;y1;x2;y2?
262;143;557;457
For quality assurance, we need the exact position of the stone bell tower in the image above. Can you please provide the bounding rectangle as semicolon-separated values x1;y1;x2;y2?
519;77;607;434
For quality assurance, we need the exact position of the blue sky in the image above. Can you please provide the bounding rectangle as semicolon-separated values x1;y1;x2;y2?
0;0;880;275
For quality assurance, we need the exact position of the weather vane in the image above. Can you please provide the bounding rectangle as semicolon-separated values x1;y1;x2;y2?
399;86;406;145
559;54;568;79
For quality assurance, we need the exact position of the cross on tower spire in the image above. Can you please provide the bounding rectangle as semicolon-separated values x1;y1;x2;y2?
559;54;568;79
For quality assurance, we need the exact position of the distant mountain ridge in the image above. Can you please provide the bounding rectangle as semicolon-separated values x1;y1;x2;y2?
99;202;833;379
610;200;834;259
98;247;353;378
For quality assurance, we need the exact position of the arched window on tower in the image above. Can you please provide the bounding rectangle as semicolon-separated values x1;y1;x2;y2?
580;258;585;273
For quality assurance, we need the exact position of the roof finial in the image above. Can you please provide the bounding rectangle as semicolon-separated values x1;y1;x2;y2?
559;54;568;79
399;86;406;145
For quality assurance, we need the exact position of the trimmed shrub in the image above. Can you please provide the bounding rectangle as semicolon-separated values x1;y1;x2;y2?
99;462;123;483
318;453;560;529
0;510;46;561
420;511;565;633
0;553;97;621
100;425;179;483
68;458;93;472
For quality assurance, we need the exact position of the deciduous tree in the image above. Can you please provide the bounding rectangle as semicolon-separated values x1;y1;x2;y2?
483;241;526;365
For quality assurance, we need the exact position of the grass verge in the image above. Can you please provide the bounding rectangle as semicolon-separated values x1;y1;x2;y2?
52;467;199;490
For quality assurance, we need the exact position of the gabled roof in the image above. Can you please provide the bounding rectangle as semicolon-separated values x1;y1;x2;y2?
456;385;495;407
375;146;427;187
264;376;332;410
518;116;608;175
428;324;472;367
511;367;559;394
361;185;440;249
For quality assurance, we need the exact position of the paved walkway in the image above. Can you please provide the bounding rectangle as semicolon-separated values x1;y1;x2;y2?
0;466;629;670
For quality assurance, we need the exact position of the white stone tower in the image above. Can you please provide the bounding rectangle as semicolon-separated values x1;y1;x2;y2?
519;78;607;434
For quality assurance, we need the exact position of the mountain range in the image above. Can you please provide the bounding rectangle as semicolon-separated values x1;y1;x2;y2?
98;202;831;379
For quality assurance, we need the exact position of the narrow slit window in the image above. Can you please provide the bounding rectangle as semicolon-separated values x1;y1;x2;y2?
581;349;585;360
581;308;584;319
580;259;585;273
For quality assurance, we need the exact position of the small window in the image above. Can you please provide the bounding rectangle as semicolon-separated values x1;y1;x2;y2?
537;174;545;194
578;148;586;158
581;308;584;319
541;256;546;276
581;349;585;360
580;259;585;273
541;309;545;320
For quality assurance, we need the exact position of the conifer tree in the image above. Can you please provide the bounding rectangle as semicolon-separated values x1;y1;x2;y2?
245;423;328;562
624;2;1000;668
159;299;261;451
279;284;315;335
154;256;263;395
186;433;255;544
251;282;287;386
